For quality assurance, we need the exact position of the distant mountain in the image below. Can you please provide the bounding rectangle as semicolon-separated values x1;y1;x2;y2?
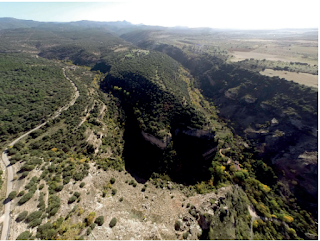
0;17;41;29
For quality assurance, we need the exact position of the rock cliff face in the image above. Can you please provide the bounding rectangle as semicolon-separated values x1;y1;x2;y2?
181;127;215;140
141;131;172;150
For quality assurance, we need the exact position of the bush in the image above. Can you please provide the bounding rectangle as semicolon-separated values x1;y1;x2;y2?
109;217;117;228
18;192;34;205
54;185;63;192
94;216;104;226
74;192;81;198
141;187;146;192
112;189;117;196
86;227;92;235
28;218;42;228
25;211;42;223
133;182;137;187
90;223;96;230
85;212;96;226
119;197;123;202
16;231;31;240
80;182;85;188
110;178;115;184
102;190;107;197
8;191;17;200
49;207;59;217
17;190;25;197
39;184;45;190
16;211;28;222
63;176;71;185
183;232;189;239
175;220;182;231
36;222;56;239
68;196;77;204
20;171;29;179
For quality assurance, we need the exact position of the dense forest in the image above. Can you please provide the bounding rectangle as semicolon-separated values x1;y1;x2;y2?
0;53;72;143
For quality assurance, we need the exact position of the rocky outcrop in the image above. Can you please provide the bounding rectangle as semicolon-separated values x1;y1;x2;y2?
224;88;238;100
242;95;257;104
181;127;215;140
271;118;279;126
141;131;172;150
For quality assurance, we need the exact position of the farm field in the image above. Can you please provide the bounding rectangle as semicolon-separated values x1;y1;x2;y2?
260;69;318;88
230;51;295;62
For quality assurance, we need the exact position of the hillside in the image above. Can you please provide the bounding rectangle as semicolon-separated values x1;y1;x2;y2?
0;19;317;240
120;29;318;215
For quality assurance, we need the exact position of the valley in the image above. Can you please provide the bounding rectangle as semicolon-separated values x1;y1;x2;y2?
0;18;317;240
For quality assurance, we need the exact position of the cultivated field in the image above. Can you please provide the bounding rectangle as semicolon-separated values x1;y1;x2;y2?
230;51;296;62
260;69;318;88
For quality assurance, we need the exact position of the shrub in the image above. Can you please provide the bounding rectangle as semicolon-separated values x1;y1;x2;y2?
112;189;117;196
175;220;182;231
68;196;77;204
110;178;115;184
119;197;123;202
94;216;104;226
8;191;17;200
186;203;190;208
18;192;34;205
85;212;96;226
63;176;71;185
46;195;61;217
141;187;146;192
49;207;59;217
183;232;189;239
80;182;85;188
109;217;117;228
28;218;42;228
16;231;31;240
74;192;81;198
54;185;63;192
86;227;92;235
36;223;56;240
16;211;28;222
25;211;42;223
39;184;45;190
17;190;26;197
90;223;96;230
20;171;29;179
133;182;137;187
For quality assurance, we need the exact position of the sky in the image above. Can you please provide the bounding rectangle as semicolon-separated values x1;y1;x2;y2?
0;0;318;30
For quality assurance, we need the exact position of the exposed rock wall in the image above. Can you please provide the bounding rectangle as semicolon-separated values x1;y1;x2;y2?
141;131;172;150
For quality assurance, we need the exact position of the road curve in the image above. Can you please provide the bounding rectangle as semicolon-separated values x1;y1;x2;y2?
0;67;79;240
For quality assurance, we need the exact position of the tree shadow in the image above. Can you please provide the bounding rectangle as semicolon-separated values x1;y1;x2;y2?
2;197;11;205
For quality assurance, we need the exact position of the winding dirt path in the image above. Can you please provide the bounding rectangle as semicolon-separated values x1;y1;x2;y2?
0;67;79;240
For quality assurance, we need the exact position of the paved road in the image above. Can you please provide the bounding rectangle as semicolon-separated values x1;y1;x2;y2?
0;68;79;240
